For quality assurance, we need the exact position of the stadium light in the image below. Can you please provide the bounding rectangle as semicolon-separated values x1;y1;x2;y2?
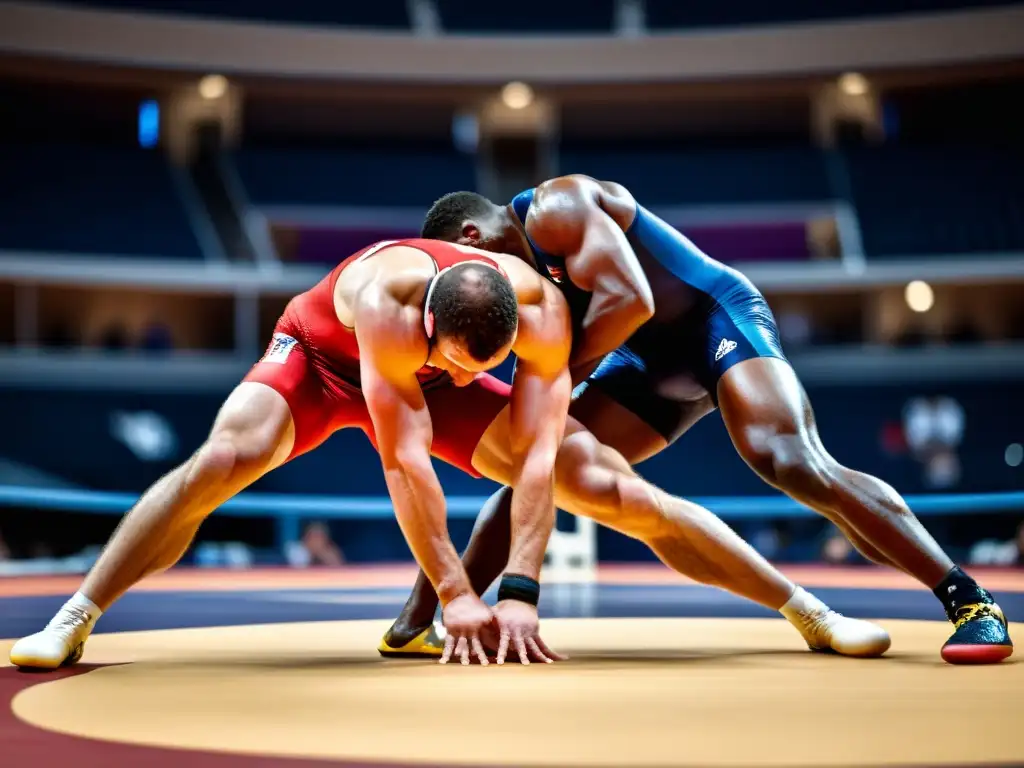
838;72;869;96
501;81;534;110
905;280;934;313
1006;444;1023;468
198;74;229;100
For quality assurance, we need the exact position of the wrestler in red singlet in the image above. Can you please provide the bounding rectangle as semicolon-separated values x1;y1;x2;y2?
9;234;578;671
244;238;513;473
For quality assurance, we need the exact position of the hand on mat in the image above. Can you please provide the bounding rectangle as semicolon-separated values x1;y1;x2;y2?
440;593;495;666
493;600;567;665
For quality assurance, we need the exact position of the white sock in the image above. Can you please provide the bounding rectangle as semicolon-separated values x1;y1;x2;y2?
779;587;827;620
64;591;102;622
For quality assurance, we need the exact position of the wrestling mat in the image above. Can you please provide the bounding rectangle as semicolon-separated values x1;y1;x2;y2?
1;565;1022;767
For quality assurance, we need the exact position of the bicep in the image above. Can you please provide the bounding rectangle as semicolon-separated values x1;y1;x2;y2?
508;359;572;462
361;365;432;465
354;300;432;466
528;194;648;299
566;210;648;298
509;299;573;454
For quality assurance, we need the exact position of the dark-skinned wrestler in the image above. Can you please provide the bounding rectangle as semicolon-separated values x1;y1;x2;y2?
382;175;1011;665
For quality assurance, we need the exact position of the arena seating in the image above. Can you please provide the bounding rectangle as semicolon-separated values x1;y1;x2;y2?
559;145;832;206
233;144;476;208
49;0;1014;32
0;144;204;259
644;0;1020;30
237;144;830;210
843;146;1024;257
435;0;616;33
3;379;1020;498
45;0;411;29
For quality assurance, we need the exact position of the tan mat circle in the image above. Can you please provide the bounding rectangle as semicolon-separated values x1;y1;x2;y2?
7;618;1023;767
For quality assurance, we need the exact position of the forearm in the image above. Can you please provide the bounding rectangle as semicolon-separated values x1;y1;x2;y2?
384;463;472;605
571;294;650;369
506;458;557;580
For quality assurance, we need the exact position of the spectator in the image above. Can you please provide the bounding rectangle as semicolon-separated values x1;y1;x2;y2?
968;520;1024;566
141;321;174;353
285;522;344;568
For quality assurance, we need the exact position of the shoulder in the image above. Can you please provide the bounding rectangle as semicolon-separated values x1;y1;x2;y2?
490;252;545;304
355;294;429;374
349;248;431;371
524;178;593;253
526;175;633;252
511;276;572;368
532;174;632;207
364;245;436;304
531;175;599;214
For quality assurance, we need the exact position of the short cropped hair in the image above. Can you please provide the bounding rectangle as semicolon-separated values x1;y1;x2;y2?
421;191;493;241
429;263;517;362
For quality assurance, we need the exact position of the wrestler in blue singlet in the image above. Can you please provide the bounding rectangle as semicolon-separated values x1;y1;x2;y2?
510;188;787;442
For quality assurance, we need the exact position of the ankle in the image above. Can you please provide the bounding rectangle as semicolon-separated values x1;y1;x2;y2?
62;592;102;625
392;607;435;634
932;566;988;619
779;587;828;620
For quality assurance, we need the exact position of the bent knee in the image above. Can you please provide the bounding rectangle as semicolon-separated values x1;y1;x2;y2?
740;434;846;512
554;434;665;539
190;424;287;489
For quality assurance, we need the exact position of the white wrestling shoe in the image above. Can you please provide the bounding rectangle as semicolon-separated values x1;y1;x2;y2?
781;587;891;658
9;594;100;670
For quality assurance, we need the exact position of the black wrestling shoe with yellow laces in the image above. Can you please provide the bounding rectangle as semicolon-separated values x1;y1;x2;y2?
941;595;1013;665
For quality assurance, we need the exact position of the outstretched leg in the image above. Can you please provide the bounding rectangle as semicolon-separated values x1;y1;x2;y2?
382;386;677;650
9;382;297;669
717;356;1012;663
384;396;891;658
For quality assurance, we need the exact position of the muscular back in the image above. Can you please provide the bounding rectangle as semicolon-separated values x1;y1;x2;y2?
514;174;746;331
311;237;569;385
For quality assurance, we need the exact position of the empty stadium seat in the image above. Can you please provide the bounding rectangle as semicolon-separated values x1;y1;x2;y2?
843;145;1024;257
51;0;1014;31
559;145;832;205
645;0;1019;30
234;145;476;208
46;0;410;29
436;0;616;33
0;144;204;259
3;375;1021;497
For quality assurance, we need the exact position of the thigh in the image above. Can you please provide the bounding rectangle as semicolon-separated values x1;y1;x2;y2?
569;387;667;464
716;356;818;474
702;289;788;402
209;381;297;469
581;345;715;448
244;331;370;461
427;373;512;477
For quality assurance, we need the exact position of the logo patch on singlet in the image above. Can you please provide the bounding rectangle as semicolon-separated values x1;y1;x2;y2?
546;265;565;283
262;333;298;364
714;338;738;362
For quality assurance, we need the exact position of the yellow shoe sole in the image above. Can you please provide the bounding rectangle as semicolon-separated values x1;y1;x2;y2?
378;624;444;658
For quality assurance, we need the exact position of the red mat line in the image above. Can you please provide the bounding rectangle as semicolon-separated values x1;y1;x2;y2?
0;665;476;768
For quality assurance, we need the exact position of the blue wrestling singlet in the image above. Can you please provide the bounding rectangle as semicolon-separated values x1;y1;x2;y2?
510;188;787;442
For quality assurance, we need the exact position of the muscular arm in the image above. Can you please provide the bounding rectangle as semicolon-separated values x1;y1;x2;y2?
355;290;472;606
504;283;574;580
527;179;655;373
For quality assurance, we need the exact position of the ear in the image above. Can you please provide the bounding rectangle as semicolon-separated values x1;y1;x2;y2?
424;310;435;338
460;222;481;244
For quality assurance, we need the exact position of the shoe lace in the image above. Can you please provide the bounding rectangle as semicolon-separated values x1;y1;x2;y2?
952;602;1003;630
47;606;92;637
798;607;840;638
